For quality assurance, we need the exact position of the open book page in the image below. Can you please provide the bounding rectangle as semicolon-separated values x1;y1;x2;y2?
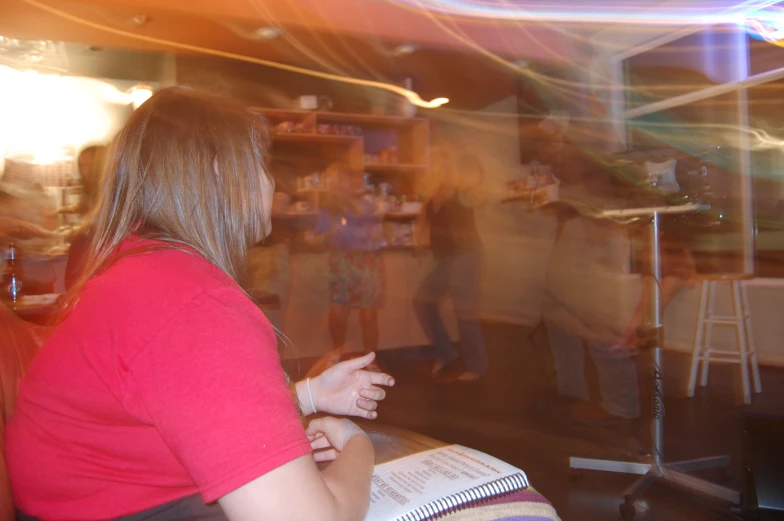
364;444;528;521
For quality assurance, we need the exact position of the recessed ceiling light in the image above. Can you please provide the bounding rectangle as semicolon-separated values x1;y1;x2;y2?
253;26;283;40
392;44;419;56
131;14;149;26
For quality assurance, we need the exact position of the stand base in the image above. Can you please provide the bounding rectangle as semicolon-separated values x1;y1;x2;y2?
570;455;740;519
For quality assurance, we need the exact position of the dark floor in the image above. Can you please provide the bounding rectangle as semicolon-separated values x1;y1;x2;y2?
288;321;783;521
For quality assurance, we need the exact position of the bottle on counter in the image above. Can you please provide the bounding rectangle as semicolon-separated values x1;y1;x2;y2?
2;241;24;307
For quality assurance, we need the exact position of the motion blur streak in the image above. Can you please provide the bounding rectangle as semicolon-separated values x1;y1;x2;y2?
390;0;784;26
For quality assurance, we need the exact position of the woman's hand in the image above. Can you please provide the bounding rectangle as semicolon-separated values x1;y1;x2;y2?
610;318;644;357
307;417;367;462
300;352;395;419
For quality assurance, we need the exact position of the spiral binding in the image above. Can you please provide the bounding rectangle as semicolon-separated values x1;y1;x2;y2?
394;472;529;521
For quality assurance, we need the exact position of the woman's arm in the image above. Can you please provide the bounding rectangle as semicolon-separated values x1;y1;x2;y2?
218;418;374;521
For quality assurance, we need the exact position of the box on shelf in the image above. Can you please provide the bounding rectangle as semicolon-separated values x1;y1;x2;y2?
505;164;560;208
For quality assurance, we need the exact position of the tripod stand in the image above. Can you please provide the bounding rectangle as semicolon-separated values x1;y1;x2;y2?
568;207;741;519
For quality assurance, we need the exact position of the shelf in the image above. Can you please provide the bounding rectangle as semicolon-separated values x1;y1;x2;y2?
316;112;427;127
251;108;314;120
364;163;428;173
277;212;320;219
276;210;418;220
287;243;425;254
251;107;426;127
384;212;420;220
383;244;426;251
272;133;361;144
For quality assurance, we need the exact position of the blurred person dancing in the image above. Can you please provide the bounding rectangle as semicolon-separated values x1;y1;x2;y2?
414;145;487;383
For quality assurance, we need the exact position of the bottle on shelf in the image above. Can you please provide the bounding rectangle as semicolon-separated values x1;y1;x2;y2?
2;241;24;307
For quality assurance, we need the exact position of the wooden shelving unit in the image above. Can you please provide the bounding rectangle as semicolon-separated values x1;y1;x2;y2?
364;163;429;173
255;108;430;248
253;107;430;173
271;133;362;145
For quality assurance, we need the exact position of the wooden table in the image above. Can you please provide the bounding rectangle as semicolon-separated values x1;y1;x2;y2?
9;294;61;325
247;289;282;310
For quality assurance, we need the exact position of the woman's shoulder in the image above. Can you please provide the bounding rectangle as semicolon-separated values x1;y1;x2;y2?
82;241;244;318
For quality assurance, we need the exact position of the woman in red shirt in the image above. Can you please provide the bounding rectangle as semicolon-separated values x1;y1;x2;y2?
6;87;393;521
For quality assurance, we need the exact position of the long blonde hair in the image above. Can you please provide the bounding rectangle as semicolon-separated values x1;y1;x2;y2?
64;87;271;314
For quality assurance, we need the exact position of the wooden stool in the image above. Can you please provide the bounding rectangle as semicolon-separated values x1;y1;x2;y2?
687;275;762;404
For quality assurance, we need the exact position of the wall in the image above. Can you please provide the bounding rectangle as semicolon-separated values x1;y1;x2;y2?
662;279;784;366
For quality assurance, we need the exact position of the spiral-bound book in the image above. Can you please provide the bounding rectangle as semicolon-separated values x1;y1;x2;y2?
365;445;529;521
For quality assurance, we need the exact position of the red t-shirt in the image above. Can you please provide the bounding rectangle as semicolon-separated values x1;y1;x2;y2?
5;238;311;520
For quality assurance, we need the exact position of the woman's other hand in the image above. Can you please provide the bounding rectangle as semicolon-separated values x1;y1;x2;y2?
303;352;395;419
306;417;367;463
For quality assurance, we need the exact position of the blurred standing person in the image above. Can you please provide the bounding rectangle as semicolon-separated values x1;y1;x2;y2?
543;212;641;421
414;145;487;382
64;144;107;291
314;162;386;366
543;209;695;422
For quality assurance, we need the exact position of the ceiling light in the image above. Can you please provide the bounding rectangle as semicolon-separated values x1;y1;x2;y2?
392;44;418;56
131;14;149;26
252;27;283;40
512;59;529;68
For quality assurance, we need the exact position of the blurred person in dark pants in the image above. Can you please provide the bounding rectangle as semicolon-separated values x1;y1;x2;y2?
414;145;487;383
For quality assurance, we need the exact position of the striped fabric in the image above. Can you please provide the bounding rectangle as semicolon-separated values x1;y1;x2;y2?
439;488;561;521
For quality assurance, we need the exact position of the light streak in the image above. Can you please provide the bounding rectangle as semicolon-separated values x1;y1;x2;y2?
387;0;784;26
389;0;784;47
18;0;450;109
746;5;784;45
